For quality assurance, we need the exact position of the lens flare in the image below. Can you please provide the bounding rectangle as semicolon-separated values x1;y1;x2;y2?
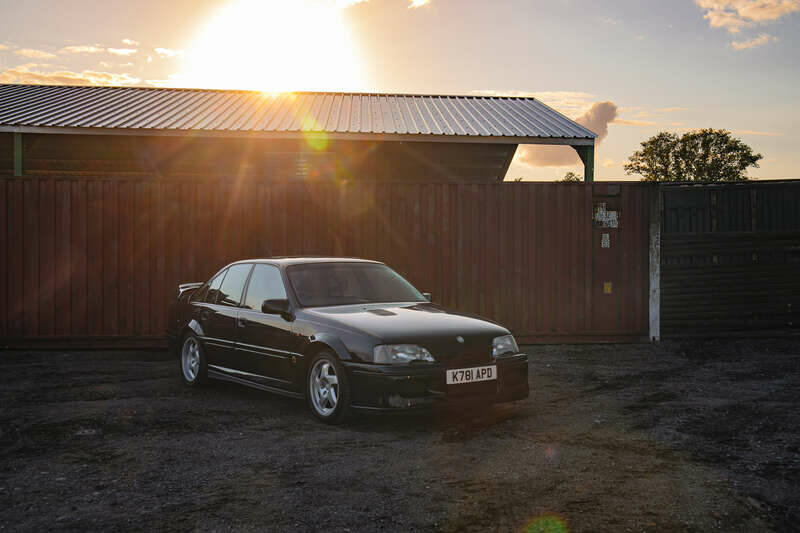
523;514;569;533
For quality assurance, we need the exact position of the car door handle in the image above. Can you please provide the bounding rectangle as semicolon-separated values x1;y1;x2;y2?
237;316;247;328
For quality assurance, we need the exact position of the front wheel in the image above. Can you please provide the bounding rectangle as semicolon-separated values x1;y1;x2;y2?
307;351;351;423
180;333;207;386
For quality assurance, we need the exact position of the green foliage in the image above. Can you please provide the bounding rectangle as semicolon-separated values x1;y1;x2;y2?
558;171;582;183
624;128;762;182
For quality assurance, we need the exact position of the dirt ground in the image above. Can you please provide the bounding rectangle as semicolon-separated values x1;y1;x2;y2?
1;338;798;532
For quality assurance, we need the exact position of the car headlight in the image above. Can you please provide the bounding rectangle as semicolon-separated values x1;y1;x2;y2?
492;335;519;357
373;344;435;364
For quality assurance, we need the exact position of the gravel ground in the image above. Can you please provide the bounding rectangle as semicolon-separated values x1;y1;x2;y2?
1;338;798;532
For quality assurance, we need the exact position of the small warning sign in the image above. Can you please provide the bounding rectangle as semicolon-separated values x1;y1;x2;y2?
603;282;613;294
593;203;620;228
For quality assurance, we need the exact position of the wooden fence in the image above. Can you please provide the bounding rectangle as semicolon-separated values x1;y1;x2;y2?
0;179;652;347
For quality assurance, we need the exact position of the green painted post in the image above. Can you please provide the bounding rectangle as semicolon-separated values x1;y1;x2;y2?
583;145;594;183
13;132;23;177
573;144;594;183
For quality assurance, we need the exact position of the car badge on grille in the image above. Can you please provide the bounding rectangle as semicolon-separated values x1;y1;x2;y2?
456;336;465;343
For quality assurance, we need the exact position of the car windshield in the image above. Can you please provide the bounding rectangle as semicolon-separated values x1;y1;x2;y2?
287;263;427;307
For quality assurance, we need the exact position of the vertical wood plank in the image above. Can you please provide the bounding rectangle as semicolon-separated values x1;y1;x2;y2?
38;179;55;335
86;181;103;336
102;181;119;335
0;180;7;336
164;182;180;331
0;180;9;337
118;181;134;335
7;181;23;336
71;181;88;335
23;180;39;336
54;180;71;336
133;181;150;335
150;183;165;335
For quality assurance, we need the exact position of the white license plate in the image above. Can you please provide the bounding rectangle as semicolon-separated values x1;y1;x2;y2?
446;365;497;385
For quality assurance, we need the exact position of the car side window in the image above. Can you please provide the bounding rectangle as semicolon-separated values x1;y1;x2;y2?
217;263;253;307
243;264;287;311
203;270;227;304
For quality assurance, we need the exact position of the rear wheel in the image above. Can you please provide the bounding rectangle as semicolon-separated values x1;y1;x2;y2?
180;333;207;386
307;351;351;423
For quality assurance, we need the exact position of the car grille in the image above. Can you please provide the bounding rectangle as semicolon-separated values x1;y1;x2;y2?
424;335;493;368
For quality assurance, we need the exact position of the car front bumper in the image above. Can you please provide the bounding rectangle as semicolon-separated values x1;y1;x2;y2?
343;353;529;411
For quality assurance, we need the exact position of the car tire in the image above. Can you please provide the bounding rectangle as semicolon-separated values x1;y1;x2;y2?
306;351;351;424
179;332;207;387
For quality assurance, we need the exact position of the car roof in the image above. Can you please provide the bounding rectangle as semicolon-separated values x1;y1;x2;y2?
229;257;384;267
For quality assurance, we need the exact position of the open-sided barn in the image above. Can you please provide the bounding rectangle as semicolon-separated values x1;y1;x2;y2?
0;84;797;347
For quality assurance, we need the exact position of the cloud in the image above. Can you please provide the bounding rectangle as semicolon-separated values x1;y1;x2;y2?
695;0;800;32
408;0;431;7
0;64;141;86
15;48;57;59
60;45;105;54
602;159;617;168
0;44;10;51
154;47;183;58
656;106;688;113
513;101;618;168
733;129;782;136
731;32;777;49
107;47;137;56
613;118;658;126
122;38;139;46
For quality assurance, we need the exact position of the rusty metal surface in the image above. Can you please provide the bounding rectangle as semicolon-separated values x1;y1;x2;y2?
660;181;800;336
0;85;596;141
0;180;650;347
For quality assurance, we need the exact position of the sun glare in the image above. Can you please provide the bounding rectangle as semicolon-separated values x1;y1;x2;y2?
179;0;365;92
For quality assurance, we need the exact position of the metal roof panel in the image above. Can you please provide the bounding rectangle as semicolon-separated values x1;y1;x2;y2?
0;84;596;141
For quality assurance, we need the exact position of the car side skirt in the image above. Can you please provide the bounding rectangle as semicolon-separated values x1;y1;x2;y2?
207;367;303;399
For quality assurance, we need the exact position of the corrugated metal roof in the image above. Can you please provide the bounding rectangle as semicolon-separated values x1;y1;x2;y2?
0;84;596;142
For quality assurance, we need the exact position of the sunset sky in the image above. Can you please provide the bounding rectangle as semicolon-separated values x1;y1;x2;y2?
1;0;798;181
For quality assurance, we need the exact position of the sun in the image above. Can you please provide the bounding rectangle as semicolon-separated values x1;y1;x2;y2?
179;0;366;92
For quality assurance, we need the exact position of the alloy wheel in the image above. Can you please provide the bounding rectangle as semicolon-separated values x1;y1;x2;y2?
310;359;339;416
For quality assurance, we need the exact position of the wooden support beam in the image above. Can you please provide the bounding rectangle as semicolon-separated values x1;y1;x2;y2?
497;144;517;181
14;132;23;177
573;144;595;183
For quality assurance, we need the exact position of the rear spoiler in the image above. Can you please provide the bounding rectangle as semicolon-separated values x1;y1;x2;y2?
177;282;203;300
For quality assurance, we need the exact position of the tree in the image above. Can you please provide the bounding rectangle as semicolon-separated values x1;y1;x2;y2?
558;171;582;183
624;128;762;182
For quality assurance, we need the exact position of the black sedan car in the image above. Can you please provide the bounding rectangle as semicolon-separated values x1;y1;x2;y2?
167;258;528;423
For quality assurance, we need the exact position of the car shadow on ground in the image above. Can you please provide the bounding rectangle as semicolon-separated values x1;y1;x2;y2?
202;377;524;441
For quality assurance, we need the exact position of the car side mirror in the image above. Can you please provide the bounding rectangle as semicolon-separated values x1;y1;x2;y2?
262;298;291;319
422;292;432;302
